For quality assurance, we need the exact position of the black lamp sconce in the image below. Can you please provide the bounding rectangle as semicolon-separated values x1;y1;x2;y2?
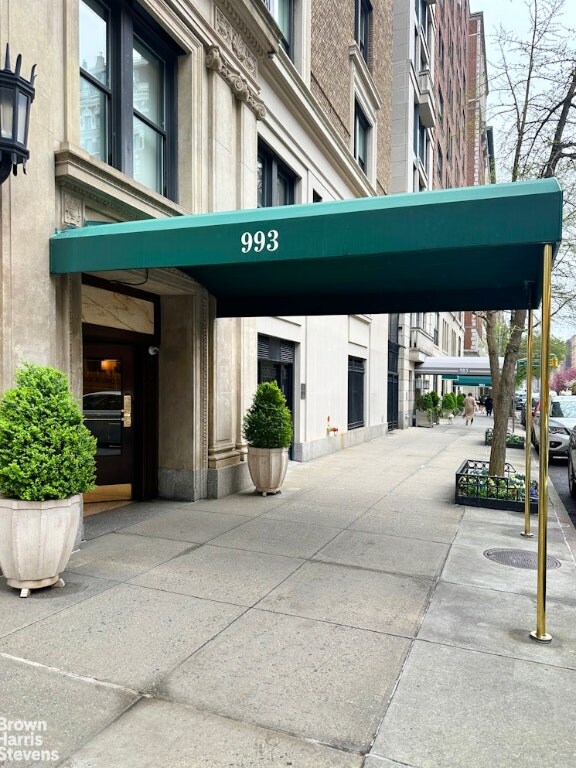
0;44;36;184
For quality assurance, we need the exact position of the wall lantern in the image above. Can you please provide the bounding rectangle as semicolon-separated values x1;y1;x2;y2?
0;44;36;184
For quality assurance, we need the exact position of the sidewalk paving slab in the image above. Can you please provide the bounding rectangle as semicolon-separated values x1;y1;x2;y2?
129;545;305;606
157;609;411;752
0;655;138;765
256;560;433;635
370;641;576;768
0;583;244;690
58;698;365;768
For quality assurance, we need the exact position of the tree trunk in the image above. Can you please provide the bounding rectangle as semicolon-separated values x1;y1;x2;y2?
488;309;526;477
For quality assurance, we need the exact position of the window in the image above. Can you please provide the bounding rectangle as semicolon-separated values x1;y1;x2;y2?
348;357;365;429
437;145;443;183
354;102;370;173
262;0;294;56
415;0;428;30
355;0;372;63
79;0;178;199
258;140;296;207
413;105;427;167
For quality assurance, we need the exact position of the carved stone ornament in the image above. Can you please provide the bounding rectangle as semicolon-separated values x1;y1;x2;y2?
205;45;267;120
215;8;257;77
62;192;84;228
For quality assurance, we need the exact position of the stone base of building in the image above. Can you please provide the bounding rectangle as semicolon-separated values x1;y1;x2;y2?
158;468;209;501
207;461;252;499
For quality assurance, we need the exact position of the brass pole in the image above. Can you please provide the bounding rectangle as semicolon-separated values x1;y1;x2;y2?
530;244;553;644
521;307;534;538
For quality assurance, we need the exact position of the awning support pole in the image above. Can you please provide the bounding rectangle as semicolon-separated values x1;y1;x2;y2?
521;306;534;539
530;243;553;644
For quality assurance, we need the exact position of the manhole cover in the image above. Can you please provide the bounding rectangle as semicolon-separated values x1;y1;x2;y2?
484;548;561;570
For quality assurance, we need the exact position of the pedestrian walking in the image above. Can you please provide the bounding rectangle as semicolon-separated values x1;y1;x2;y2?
485;395;493;417
462;392;476;425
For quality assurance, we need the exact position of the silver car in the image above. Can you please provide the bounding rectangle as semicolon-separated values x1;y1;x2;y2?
532;395;576;458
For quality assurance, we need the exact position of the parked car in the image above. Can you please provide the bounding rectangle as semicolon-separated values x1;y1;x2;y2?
531;395;576;459
520;394;540;427
514;391;526;411
569;427;576;498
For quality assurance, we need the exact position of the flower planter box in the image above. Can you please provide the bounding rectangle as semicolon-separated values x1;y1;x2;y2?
484;429;525;449
455;459;538;513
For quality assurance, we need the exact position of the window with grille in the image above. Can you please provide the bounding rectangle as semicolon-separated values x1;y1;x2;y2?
348;356;365;430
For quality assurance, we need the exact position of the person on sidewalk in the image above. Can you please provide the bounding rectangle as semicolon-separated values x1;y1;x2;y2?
463;392;476;425
485;394;493;417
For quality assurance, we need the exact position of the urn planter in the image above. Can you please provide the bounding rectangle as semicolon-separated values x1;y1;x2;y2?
242;381;293;496
246;446;289;495
0;495;82;597
0;363;96;598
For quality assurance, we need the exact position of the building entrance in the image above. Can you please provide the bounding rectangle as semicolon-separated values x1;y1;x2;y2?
83;342;135;501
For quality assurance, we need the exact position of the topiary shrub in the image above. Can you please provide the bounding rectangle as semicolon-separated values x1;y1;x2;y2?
442;392;458;414
0;363;97;501
243;381;293;449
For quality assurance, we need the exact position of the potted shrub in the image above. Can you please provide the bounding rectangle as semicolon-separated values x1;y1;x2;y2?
442;392;458;417
243;381;293;495
415;392;435;427
0;363;97;597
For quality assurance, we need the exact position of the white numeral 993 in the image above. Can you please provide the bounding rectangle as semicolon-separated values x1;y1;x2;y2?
241;229;279;253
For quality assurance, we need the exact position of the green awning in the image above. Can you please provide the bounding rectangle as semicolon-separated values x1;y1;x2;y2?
49;178;563;317
443;375;492;386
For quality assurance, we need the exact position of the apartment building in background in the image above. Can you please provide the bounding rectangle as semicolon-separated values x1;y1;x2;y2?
390;0;490;425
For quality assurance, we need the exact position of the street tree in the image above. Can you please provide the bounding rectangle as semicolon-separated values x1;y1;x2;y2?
484;0;576;475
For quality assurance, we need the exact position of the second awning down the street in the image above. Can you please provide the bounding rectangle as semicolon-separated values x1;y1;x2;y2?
415;356;500;377
49;178;563;317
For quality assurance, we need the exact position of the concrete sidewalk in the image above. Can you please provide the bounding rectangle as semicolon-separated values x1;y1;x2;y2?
1;415;576;767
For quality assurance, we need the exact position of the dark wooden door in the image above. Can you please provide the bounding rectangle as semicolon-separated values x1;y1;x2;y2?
83;343;134;487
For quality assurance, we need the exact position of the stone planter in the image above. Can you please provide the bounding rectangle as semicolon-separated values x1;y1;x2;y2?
455;459;538;513
0;494;82;597
246;447;289;495
415;409;434;428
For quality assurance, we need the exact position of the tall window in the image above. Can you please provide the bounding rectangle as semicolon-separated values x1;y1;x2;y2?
348;357;365;430
355;0;372;62
437;145;443;184
79;0;178;199
416;0;428;30
354;102;370;174
258;141;296;207
413;105;427;167
262;0;294;56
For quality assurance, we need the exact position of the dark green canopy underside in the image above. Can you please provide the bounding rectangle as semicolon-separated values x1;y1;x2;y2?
50;178;563;317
